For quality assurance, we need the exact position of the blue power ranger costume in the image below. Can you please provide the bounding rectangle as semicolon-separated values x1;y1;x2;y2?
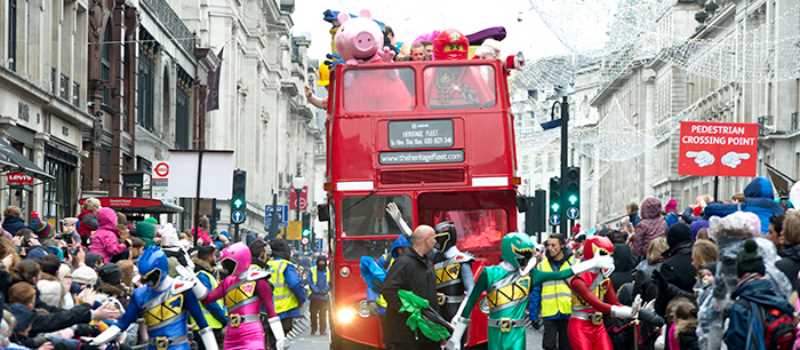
91;247;219;350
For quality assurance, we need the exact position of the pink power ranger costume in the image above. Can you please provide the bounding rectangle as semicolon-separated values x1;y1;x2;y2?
205;243;287;350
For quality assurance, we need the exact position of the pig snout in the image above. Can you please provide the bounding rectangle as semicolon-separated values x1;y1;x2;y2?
354;31;378;54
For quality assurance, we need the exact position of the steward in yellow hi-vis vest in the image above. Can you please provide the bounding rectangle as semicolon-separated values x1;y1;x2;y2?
530;234;576;350
267;240;306;319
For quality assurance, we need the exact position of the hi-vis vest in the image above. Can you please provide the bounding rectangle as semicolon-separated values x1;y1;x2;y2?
539;257;575;317
268;259;300;314
311;267;330;286
197;270;224;329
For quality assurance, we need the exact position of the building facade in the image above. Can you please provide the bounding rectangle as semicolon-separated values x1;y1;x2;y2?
0;0;93;224
176;0;323;236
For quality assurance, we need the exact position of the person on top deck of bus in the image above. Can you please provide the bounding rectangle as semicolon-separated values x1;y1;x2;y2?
426;29;496;110
267;240;306;347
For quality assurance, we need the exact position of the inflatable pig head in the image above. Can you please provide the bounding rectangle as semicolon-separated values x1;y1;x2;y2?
335;10;393;64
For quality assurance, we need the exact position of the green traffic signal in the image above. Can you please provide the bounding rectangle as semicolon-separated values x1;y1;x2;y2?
233;198;244;209
568;194;578;205
302;229;311;237
551;203;560;212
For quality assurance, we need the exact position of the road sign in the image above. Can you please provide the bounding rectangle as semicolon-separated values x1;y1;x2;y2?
567;207;580;220
289;187;308;211
264;205;289;229
301;237;309;245
231;209;246;224
678;121;758;177
549;214;561;226
287;220;302;240
153;161;170;179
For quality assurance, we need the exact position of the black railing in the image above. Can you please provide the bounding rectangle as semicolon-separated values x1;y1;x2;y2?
141;0;194;54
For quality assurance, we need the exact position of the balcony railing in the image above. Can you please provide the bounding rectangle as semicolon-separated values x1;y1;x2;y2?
60;74;70;100
141;0;194;54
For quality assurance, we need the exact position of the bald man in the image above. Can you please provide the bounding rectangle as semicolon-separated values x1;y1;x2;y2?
381;225;440;350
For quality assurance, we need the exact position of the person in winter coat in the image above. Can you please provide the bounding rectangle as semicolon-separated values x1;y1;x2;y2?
699;212;792;350
664;198;680;228
776;210;800;292
705;177;784;234
627;202;641;227
723;239;794;350
633;197;668;258
381;225;440;350
157;223;193;276
654;223;697;316
1;207;26;236
691;239;718;350
89;208;127;263
134;217;157;247
191;216;213;246
609;230;636;291
77;198;101;245
36;255;70;309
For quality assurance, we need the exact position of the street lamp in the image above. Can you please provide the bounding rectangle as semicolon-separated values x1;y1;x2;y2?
292;176;305;221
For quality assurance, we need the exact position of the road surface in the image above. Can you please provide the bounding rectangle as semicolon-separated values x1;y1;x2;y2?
290;328;544;349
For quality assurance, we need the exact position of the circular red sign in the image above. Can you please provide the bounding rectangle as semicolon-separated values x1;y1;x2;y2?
154;162;170;177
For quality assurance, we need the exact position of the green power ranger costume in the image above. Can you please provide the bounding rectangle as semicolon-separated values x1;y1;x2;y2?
445;233;614;350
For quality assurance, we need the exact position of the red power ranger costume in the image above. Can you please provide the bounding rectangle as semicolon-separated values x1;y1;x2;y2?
568;236;637;350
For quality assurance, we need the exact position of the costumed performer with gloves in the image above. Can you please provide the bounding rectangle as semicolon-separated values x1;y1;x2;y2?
89;247;219;350
204;242;287;350
445;232;615;350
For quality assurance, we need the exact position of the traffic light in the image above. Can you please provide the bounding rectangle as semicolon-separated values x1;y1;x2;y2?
549;177;561;224
564;167;581;220
523;190;547;236
231;170;247;224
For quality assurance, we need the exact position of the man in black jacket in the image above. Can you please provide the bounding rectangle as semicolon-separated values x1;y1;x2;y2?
654;223;696;316
381;225;439;350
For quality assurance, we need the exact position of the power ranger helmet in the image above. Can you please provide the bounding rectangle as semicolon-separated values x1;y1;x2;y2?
220;242;252;276
433;29;469;61
434;221;458;252
138;247;169;289
582;236;615;260
501;232;535;269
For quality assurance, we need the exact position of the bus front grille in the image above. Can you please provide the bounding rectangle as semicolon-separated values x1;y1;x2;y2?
380;169;466;185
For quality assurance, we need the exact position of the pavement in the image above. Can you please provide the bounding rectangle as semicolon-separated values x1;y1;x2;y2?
290;328;544;350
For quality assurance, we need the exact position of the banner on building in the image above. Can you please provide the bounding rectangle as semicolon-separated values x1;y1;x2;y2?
289;186;308;211
206;48;223;111
678;121;759;177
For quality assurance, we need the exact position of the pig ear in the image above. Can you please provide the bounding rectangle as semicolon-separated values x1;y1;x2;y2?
359;9;372;18
337;12;350;24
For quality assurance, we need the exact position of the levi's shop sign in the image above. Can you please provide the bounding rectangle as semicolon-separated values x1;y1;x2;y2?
678;121;758;177
6;172;33;186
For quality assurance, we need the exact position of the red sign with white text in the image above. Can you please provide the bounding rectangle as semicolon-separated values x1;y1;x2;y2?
289;186;308;211
678;121;758;177
6;172;33;186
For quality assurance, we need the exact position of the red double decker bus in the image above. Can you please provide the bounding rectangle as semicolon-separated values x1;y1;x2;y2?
321;59;520;350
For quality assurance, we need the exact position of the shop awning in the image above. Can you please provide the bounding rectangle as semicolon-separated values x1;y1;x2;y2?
0;138;53;181
79;197;184;214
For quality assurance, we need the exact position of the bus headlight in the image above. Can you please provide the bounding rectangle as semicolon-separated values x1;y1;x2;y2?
336;307;357;325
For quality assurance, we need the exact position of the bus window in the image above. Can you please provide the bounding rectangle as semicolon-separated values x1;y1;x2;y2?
342;195;412;236
342;239;395;261
343;68;415;112
424;65;496;110
432;208;507;256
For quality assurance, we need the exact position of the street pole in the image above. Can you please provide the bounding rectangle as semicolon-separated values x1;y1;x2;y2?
234;223;240;243
714;176;720;202
268;191;279;240
295;187;302;221
559;95;569;237
193;151;204;247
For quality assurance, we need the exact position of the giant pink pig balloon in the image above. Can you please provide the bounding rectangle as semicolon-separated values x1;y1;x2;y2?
335;10;395;64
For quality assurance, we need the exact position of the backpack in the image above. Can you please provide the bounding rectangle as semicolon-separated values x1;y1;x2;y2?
740;299;797;350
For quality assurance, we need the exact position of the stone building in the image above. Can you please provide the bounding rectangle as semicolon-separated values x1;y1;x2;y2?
0;0;92;223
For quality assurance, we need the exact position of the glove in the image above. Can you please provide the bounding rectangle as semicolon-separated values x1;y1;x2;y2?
89;325;121;346
268;316;287;350
531;318;543;330
175;264;208;299
198;327;219;350
445;317;469;350
611;305;634;319
571;255;614;274
324;53;344;69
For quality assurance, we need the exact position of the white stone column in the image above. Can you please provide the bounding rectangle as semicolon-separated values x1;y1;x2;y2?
32;132;49;214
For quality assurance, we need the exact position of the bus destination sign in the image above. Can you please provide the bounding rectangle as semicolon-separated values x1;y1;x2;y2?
379;150;464;164
388;120;454;149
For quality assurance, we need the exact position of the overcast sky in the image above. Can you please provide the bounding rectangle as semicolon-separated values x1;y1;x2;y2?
291;0;575;62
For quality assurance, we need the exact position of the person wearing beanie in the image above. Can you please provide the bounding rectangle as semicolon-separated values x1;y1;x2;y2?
134;217;158;247
192;244;226;346
724;239;794;349
266;239;306;348
37;255;68;309
690;220;710;241
28;213;51;241
653;223;697;316
72;265;98;289
633;197;667;258
85;252;105;270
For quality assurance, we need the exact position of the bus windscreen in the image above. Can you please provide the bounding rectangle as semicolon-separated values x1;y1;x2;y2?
432;208;507;256
343;68;415;112
424;65;496;110
342;195;412;236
